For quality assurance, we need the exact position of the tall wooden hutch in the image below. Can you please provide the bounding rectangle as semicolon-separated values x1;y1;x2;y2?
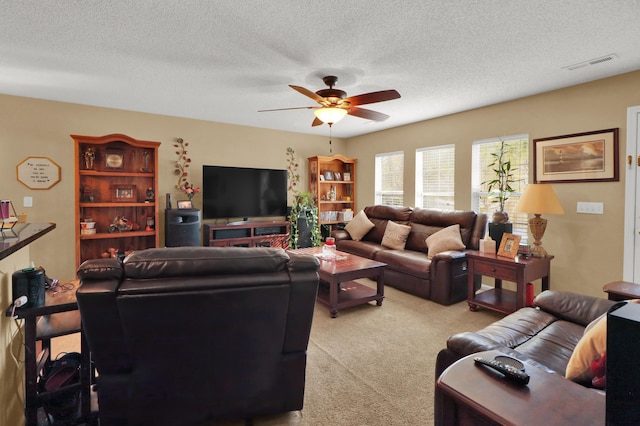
73;134;160;269
308;154;356;235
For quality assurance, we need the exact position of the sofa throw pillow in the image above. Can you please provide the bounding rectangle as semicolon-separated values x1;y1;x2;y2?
381;220;412;250
565;299;640;383
425;224;465;259
344;210;375;241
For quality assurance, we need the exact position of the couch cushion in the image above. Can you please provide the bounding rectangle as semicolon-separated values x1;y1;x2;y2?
374;249;431;279
336;239;384;259
344;210;375;241
381;220;412;250
362;205;412;244
410;208;477;247
515;320;585;376
565;314;607;383
425;224;465;259
565;299;640;383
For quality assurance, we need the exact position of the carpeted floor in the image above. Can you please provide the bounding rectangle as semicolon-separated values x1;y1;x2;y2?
56;280;503;425
249;281;503;426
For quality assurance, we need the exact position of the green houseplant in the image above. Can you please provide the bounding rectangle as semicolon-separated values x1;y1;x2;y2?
286;148;320;249
483;139;518;249
484;139;518;224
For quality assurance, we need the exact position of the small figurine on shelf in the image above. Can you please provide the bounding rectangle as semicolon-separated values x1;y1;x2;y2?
84;147;95;170
145;187;155;202
107;216;134;233
145;216;155;231
140;150;152;173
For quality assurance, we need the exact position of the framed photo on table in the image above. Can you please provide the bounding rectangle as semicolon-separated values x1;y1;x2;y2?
497;233;521;258
533;128;619;183
177;200;193;209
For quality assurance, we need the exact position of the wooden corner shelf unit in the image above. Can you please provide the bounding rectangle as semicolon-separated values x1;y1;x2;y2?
73;133;160;269
308;154;356;235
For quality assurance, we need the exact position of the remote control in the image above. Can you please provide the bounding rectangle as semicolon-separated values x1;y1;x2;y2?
474;357;530;385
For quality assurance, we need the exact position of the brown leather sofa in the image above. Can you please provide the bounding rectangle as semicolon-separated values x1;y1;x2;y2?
434;290;615;425
332;205;487;305
76;247;319;426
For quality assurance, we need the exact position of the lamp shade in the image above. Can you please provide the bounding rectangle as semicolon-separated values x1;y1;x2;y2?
514;184;565;215
314;107;347;124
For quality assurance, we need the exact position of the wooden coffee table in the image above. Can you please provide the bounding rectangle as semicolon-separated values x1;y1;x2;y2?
289;247;385;318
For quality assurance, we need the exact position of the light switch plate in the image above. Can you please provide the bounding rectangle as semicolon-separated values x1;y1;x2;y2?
23;196;33;207
577;201;603;214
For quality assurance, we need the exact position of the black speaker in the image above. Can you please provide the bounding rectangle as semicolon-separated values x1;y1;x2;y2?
607;301;640;425
12;267;46;308
165;209;201;247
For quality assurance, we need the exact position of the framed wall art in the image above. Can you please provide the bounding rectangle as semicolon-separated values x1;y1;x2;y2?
533;128;619;183
497;233;521;258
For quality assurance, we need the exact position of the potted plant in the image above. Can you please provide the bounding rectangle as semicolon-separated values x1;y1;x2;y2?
483;139;518;249
286;148;320;249
288;190;321;249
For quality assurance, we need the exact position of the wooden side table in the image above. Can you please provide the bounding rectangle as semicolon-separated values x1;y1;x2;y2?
603;280;640;301
466;251;553;314
436;350;605;425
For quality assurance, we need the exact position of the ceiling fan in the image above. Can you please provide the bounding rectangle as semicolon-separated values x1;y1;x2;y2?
259;75;401;126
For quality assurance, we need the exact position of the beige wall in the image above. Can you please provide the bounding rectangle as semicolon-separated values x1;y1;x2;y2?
345;70;640;298
0;95;346;281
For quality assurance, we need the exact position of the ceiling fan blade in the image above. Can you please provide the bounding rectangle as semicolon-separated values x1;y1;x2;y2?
289;85;327;104
348;107;390;121
258;106;317;112
346;90;401;106
311;117;323;127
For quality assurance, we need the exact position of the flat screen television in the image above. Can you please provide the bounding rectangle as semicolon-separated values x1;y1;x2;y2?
202;165;288;220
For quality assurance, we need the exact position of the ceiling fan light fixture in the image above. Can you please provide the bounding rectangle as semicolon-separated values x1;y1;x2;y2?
314;107;347;124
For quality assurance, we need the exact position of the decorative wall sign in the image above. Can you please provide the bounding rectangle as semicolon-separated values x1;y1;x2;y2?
16;156;61;190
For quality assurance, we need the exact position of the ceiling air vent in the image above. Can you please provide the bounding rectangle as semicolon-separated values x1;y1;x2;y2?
563;54;618;71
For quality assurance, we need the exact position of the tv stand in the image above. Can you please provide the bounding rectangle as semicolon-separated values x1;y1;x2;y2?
204;221;290;248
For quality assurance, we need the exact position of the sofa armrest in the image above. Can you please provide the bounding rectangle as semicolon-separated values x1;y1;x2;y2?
331;229;351;242
534;290;615;326
76;259;131;375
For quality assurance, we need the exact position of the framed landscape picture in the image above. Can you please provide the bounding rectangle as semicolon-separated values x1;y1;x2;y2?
533;128;619;183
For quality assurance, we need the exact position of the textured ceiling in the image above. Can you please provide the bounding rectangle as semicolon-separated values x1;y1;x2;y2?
2;1;640;138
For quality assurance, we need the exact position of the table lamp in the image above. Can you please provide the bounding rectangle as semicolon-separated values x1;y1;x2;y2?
514;184;564;257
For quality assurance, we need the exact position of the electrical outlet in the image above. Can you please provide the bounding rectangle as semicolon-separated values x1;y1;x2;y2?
23;196;33;207
577;201;604;214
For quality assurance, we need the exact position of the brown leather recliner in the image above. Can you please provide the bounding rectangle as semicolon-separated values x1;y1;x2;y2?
76;247;319;426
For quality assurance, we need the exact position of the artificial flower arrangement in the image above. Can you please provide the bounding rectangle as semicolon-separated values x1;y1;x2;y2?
182;182;201;201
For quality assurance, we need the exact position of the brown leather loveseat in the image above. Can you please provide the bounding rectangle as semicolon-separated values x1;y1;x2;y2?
434;290;615;425
332;205;487;305
76;246;319;426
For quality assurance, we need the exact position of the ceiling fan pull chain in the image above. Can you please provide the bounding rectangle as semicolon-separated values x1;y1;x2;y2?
329;123;333;153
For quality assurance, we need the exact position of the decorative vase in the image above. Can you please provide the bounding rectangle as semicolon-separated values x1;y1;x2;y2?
488;222;513;253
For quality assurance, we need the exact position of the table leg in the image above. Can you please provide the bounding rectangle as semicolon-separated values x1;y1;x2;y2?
24;317;38;426
80;327;91;420
375;270;384;306
329;278;339;318
541;275;550;292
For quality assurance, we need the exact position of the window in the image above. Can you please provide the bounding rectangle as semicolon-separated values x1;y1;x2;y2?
415;145;455;209
375;151;404;206
471;135;529;240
